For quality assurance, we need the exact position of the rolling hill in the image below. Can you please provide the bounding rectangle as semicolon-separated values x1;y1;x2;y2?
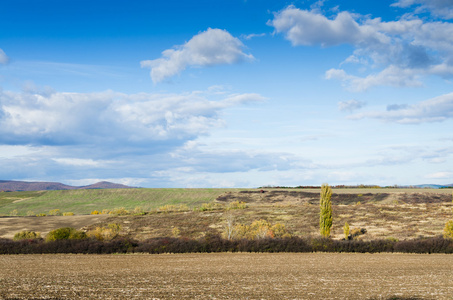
0;180;135;192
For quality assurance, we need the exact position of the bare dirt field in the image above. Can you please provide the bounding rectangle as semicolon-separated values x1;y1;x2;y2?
0;253;452;299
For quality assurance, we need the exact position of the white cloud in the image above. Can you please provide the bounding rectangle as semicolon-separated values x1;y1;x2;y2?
349;92;453;124
0;87;265;148
65;177;146;187
0;48;8;65
392;0;453;19
326;65;423;92
241;33;266;40
338;99;366;112
270;6;453;90
141;28;254;83
425;171;453;179
52;158;108;167
270;7;373;47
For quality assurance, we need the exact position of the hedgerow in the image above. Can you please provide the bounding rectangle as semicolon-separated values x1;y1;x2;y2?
1;235;452;255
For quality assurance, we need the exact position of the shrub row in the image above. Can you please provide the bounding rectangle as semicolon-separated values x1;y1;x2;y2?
0;235;452;255
0;238;138;254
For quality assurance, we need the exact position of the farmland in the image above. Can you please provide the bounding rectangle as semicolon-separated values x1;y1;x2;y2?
1;188;452;299
1;253;452;299
0;188;452;241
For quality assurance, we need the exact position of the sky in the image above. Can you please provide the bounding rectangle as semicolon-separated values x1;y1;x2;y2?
0;0;452;188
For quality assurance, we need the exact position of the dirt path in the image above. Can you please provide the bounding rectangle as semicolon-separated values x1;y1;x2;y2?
0;253;452;299
0;215;109;239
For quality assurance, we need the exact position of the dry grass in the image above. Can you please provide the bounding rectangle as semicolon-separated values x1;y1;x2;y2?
0;215;110;239
0;253;452;299
0;189;451;241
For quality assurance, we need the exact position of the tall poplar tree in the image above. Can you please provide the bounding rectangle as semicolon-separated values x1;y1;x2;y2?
319;183;333;237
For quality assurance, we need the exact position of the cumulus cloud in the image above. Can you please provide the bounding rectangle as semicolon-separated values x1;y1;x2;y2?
141;28;254;83
349;92;453;124
0;86;268;187
0;48;9;65
270;7;374;47
338;99;366;112
0;87;265;148
392;0;453;19
326;65;424;92
270;6;453;90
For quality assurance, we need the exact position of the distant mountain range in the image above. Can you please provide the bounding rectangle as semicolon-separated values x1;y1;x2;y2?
414;184;453;189
0;180;136;192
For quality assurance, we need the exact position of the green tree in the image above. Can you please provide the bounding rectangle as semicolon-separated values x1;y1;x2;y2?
319;183;333;237
46;227;87;241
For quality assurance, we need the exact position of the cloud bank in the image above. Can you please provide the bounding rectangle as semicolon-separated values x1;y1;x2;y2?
141;28;254;83
270;5;453;91
392;0;453;19
0;88;264;149
349;92;453;124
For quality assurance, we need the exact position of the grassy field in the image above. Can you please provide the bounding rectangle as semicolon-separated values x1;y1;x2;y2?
1;187;451;216
1;253;452;299
0;188;242;216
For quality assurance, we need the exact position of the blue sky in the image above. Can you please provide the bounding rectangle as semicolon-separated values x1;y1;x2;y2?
0;0;452;187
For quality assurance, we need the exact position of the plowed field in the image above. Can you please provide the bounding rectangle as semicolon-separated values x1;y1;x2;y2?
1;253;452;299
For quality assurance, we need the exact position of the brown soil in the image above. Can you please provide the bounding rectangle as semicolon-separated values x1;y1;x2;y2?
216;190;452;205
0;253;452;299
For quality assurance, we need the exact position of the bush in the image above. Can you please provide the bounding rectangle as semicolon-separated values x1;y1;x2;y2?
444;220;453;239
63;212;74;216
36;213;47;217
196;203;224;212
87;224;122;241
172;227;181;238
343;222;350;240
9;209;18;216
46;227;87;241
109;207;129;215
133;206;145;215
349;228;367;240
227;219;291;240
228;201;247;210
48;209;61;216
90;210;101;215
13;231;41;241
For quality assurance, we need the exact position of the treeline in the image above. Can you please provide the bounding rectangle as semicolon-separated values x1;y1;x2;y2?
259;185;384;189
1;235;452;255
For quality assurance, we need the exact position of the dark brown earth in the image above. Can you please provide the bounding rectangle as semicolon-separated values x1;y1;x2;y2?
0;253;452;299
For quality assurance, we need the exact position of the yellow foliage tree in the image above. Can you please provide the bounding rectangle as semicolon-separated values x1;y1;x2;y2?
319;183;333;237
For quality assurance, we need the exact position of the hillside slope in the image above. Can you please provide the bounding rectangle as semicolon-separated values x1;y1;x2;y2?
0;180;135;192
0;188;451;241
